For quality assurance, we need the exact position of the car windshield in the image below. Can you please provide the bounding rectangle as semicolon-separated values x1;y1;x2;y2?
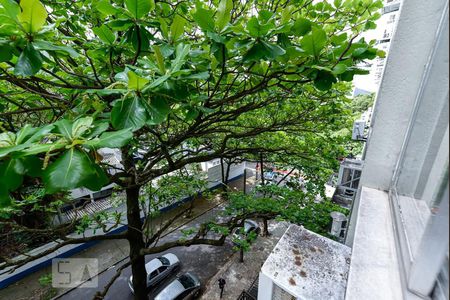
158;257;170;265
178;274;195;289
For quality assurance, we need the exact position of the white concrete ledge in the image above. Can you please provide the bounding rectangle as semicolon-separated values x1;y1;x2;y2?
345;187;402;300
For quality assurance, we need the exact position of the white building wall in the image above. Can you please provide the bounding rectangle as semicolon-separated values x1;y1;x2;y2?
206;161;246;188
257;272;274;300
357;0;447;191
352;0;401;93
345;0;448;284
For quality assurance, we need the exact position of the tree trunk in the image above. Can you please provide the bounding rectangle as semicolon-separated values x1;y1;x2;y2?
259;153;265;186
126;186;148;300
239;247;244;263
225;158;231;185
185;196;195;218
243;168;247;194
220;157;226;192
262;218;270;237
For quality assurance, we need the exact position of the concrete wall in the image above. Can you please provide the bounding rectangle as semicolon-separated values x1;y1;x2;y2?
206;162;246;188
257;272;274;300
359;0;448;191
346;0;449;247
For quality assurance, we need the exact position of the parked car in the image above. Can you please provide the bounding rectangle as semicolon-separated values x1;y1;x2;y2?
232;220;260;242
128;253;180;294
154;272;201;300
263;171;280;182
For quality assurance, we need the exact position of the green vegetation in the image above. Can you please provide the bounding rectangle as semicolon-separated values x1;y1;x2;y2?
349;93;375;116
0;0;382;298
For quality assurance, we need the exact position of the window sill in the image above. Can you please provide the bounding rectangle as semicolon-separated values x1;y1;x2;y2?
345;187;404;299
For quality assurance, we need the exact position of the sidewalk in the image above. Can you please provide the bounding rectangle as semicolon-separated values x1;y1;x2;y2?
0;177;250;300
200;221;290;300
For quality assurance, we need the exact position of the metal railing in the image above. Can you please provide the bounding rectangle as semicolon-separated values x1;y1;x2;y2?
237;290;256;300
237;275;259;300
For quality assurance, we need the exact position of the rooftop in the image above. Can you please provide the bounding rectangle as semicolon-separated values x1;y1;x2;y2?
261;224;351;299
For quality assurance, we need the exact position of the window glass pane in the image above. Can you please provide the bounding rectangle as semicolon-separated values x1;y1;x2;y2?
393;94;448;258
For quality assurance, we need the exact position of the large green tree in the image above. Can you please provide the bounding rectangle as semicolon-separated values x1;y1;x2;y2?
0;0;383;298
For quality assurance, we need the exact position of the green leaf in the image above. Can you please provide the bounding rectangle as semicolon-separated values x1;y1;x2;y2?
124;0;153;19
144;97;169;125
170;14;186;41
0;182;12;208
0;43;13;62
171;43;190;73
84;121;109;139
18;0;47;33
72;116;93;138
14;124;36;144
125;25;151;52
33;41;79;57
111;96;147;131
314;70;337;91
86;89;127;95
0;132;15;147
364;21;377;30
43;148;95;193
153;45;166;74
0;158;24;191
26;124;54;143
21;156;43;177
108;19;134;31
127;71;149;91
0;0;20;20
0;144;28;158
82;163;109;191
96;0;119;15
243;41;286;62
183;71;210;80
144;74;170;91
55;119;73;140
185;107;199;121
216;0;232;31
377;49;386;58
85;128;133;148
300;27;327;58
292;18;311;36
247;16;272;37
93;25;116;44
16;141;66;156
192;7;215;32
330;32;347;46
332;63;347;75
14;43;43;76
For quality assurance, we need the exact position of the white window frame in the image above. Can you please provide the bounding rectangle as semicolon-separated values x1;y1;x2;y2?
388;3;449;296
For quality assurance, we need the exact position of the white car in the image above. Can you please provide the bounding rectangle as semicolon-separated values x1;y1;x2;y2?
232;220;260;243
154;272;201;300
128;253;180;294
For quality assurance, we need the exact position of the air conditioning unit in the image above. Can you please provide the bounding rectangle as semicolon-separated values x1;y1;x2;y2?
352;120;366;140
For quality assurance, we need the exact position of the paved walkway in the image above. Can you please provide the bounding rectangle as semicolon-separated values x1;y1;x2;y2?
200;221;290;300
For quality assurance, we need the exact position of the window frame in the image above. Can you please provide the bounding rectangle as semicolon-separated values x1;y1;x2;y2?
387;6;449;295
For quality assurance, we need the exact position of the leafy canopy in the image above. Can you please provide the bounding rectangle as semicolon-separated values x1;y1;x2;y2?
0;0;383;209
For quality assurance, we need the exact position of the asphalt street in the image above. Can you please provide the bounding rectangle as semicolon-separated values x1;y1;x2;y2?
59;205;234;300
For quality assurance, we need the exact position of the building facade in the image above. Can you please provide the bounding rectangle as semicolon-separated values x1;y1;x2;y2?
256;0;448;298
353;0;402;94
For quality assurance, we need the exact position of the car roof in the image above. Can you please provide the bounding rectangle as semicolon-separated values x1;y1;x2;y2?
154;278;186;300
145;257;163;274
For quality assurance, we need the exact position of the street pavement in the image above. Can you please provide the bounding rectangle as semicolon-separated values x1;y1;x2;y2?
0;173;256;300
59;205;234;300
